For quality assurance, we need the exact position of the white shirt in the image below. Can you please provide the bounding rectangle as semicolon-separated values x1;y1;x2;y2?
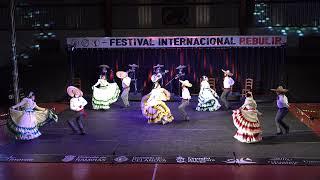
223;77;234;88
70;97;87;111
277;94;289;108
122;77;131;88
181;87;191;100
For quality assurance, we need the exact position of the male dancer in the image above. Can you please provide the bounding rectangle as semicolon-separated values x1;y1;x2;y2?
178;80;192;121
117;71;131;108
271;86;290;135
221;69;234;110
67;86;87;135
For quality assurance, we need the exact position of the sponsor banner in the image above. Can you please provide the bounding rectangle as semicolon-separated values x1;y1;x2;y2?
1;154;320;166
67;36;286;49
175;156;216;164
61;155;113;163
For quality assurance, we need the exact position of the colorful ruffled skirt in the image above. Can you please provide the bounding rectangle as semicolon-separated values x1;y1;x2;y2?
141;95;174;124
196;90;221;111
232;109;262;143
7;109;58;140
92;83;120;110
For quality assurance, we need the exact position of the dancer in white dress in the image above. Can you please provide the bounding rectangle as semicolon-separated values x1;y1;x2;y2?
7;92;58;140
92;74;120;110
196;76;221;111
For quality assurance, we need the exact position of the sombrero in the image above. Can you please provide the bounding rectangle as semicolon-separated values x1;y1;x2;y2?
222;69;233;76
202;75;208;81
116;71;128;79
99;64;110;68
67;86;83;97
271;86;288;93
151;73;162;83
179;80;192;87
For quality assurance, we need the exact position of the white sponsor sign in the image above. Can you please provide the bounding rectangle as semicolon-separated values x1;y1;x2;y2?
131;156;166;163
61;155;109;163
223;157;256;164
268;157;299;165
176;156;215;164
67;36;286;49
7;155;34;162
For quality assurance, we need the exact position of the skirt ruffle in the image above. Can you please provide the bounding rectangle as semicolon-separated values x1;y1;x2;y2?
234;131;262;143
232;109;262;143
92;83;120;110
7;109;58;140
196;98;221;111
141;95;174;124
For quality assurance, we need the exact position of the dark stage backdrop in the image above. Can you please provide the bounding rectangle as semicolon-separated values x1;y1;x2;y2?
72;47;286;95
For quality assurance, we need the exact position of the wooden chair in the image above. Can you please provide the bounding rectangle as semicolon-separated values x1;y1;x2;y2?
72;77;82;90
242;78;253;97
208;78;216;91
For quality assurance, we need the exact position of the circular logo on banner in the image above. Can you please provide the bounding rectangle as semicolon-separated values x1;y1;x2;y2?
114;156;129;163
61;155;77;162
81;39;89;47
71;39;79;47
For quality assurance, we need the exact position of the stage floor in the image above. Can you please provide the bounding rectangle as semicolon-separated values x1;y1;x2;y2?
1;101;320;165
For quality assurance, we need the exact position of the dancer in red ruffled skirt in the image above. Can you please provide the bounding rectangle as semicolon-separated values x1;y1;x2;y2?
232;92;263;143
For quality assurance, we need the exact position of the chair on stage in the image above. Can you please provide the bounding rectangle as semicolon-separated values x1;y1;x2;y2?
72;77;82;90
241;78;253;97
208;77;216;91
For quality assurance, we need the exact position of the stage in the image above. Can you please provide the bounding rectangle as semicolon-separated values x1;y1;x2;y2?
1;100;320;165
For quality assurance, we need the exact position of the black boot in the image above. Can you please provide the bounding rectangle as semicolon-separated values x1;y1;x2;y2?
76;117;87;135
67;120;79;134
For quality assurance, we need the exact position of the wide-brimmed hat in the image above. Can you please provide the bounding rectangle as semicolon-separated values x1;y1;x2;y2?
202;75;208;81
271;86;288;93
99;64;110;68
116;71;128;79
179;80;192;87
222;69;233;76
151;73;162;83
67;86;83;97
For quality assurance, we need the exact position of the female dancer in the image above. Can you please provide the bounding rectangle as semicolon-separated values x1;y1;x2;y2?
8;92;58;140
196;76;221;111
92;74;120;110
232;92;262;143
141;74;174;125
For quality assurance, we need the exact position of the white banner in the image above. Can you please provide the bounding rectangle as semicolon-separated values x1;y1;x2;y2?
67;36;286;49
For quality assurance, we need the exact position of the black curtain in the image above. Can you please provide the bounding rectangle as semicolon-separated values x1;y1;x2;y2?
71;47;286;95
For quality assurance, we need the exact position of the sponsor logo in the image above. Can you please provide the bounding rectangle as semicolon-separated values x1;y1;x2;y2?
93;39;100;47
114;156;129;163
176;156;215;164
7;155;34;162
267;157;299;165
176;156;186;163
62;155;109;163
81;39;89;47
302;160;320;166
223;158;256;164
62;155;77;162
131;156;166;163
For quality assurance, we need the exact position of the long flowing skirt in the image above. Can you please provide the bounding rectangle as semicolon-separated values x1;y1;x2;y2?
232;109;262;143
141;95;174;124
7;109;58;140
92;83;120;110
196;89;221;111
